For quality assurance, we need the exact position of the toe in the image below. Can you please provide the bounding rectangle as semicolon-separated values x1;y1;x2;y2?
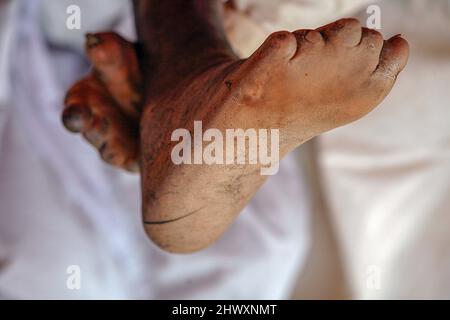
86;32;142;120
293;29;324;44
358;28;384;71
256;31;297;61
86;93;139;168
373;35;409;80
63;77;96;132
99;137;139;171
99;140;122;166
359;28;384;49
304;30;324;44
359;28;384;52
63;76;139;171
84;102;139;169
62;104;93;133
367;35;409;106
317;18;362;47
291;29;324;57
83;125;108;149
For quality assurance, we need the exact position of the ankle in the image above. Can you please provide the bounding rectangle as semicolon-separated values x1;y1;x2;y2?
134;0;237;88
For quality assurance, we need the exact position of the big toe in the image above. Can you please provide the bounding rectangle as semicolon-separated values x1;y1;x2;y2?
373;35;410;80
318;18;362;47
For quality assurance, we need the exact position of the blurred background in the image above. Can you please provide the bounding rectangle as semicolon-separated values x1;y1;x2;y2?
0;0;449;299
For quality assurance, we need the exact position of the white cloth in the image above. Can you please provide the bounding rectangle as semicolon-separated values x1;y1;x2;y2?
233;0;374;31
0;0;311;299
225;0;374;57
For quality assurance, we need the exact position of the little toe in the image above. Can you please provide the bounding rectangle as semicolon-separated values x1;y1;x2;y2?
317;18;362;47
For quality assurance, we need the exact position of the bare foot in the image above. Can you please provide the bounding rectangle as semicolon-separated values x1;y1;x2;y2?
63;33;141;172
63;3;408;253
136;15;409;252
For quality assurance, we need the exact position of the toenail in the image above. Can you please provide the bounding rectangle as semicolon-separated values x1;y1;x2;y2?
86;34;101;48
276;33;288;40
99;142;115;162
332;20;347;31
335;21;345;29
62;105;92;132
85;130;104;147
305;31;322;43
100;143;116;162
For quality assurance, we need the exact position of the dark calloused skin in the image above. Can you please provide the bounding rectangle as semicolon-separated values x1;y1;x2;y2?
63;0;409;253
63;32;141;172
